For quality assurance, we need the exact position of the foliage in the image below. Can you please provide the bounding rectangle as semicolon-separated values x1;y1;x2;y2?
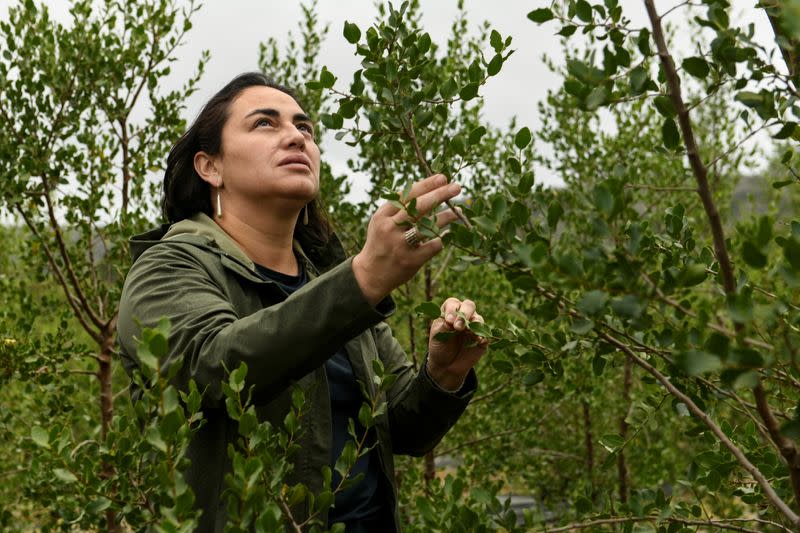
2;0;800;531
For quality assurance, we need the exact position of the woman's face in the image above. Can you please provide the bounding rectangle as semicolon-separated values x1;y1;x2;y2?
214;85;321;213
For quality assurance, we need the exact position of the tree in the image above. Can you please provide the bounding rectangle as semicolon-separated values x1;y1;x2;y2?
0;0;206;529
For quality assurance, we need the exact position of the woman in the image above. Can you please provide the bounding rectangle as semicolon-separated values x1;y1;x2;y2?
117;72;488;532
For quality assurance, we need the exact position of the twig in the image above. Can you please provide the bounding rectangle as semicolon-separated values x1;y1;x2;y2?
14;205;101;344
624;183;697;192
599;329;800;527
400;113;473;229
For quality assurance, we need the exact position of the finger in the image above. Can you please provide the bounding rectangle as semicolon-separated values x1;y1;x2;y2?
412;236;444;263
440;298;463;326
375;200;401;218
429;317;449;336
471;312;485;324
458;299;477;321
410;182;461;219
435;207;460;228
452;299;475;331
402;174;448;202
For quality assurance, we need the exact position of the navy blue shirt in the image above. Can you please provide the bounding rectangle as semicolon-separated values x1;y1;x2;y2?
254;260;387;530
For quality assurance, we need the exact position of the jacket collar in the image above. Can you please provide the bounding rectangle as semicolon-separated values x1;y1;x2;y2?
129;213;346;282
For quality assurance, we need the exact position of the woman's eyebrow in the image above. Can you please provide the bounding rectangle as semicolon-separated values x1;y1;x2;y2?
244;108;313;124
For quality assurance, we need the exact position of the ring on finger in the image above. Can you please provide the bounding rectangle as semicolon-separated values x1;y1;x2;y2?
403;226;423;248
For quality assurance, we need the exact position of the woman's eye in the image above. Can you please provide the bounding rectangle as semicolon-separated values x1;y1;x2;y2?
298;123;314;134
255;118;272;128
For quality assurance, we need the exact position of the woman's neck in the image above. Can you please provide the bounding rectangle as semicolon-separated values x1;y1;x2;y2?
213;208;300;275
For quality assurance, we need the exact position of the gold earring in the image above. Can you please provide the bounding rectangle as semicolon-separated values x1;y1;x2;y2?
216;183;222;218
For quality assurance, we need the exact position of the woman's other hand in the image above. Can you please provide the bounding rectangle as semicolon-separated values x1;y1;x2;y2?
427;297;489;391
352;174;461;305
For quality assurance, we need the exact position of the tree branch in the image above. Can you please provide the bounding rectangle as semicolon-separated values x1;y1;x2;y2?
599;330;800;527
40;178;105;332
14;205;101;344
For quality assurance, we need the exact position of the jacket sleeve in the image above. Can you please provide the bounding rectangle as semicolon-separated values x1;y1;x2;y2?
373;321;477;457
117;243;392;407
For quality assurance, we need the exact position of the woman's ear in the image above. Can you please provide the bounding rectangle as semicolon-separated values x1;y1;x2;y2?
194;151;222;187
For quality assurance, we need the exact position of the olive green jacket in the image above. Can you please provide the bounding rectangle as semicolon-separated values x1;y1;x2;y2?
117;213;476;532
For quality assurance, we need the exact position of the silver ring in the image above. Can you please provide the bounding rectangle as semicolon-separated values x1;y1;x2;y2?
403;227;422;248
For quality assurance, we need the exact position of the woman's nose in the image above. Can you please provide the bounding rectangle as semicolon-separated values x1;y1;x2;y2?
284;124;306;150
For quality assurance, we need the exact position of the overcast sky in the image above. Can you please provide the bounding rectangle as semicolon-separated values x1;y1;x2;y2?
0;0;777;199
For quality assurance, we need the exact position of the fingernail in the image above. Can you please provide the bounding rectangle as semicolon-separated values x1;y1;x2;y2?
455;319;464;328
446;313;455;322
449;183;461;194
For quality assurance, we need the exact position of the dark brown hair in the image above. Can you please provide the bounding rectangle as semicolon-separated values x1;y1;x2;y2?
162;72;331;252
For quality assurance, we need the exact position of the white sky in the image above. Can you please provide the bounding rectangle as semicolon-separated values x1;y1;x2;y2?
0;0;778;201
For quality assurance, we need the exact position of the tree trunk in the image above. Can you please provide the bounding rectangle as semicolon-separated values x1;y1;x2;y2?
581;401;595;501
617;357;632;504
98;331;119;532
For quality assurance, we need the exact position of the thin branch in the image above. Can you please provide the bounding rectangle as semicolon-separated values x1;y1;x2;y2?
400;112;473;229
599;330;800;527
15;205;101;344
705;120;778;170
644;0;736;295
538;515;790;533
40;178;105;331
624;183;697;192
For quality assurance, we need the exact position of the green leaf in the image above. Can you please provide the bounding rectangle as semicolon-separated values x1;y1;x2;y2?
784;237;800;270
146;427;167;452
654;95;676;118
599;434;624;453
86;497;111;515
320;67;336;89
577;290;609;315
611;295;644;318
490;29;503;51
585;86;609;110
593;184;614;214
662;118;680;149
680;263;707;287
682;56;710;79
53;468;78;483
417;32;432;54
415;301;441;319
514;127;531;149
629;66;648;95
742;241;767;268
459;83;479;101
678;350;722;376
487;53;503;76
592;354;606;376
773;122;797;140
576;495;593;514
527;8;554;23
637;28;651;55
576;0;592;22
31;426;50;449
467;321;492;338
735;91;763;108
547;202;563;230
522;370;544;386
343;21;361;44
570;317;594;335
774;179;796;189
321;113;343;130
468;126;487;145
491;359;514;374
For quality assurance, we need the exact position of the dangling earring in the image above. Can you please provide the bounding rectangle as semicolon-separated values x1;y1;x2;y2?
216;184;222;218
302;203;309;225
